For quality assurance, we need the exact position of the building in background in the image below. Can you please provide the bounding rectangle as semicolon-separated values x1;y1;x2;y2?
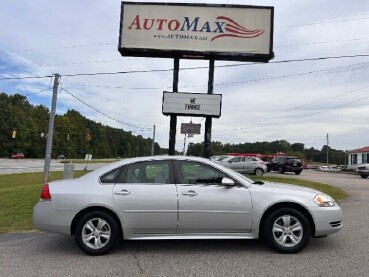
347;146;369;169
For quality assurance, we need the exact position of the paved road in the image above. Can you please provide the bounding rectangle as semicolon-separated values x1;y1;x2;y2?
0;170;368;276
0;159;107;175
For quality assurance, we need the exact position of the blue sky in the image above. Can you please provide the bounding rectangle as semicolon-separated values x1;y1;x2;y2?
0;0;368;152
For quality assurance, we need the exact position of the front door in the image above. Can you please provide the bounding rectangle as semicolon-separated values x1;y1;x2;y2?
174;160;253;234
112;160;177;235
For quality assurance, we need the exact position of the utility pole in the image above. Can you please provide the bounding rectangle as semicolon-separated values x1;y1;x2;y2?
151;124;156;156
183;134;187;155
326;133;329;165
42;73;60;184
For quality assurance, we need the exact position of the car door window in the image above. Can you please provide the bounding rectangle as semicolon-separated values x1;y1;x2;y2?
100;167;122;183
174;161;227;185
229;157;242;163
124;161;170;184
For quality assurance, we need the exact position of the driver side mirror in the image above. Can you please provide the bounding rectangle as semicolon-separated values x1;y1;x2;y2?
222;177;235;186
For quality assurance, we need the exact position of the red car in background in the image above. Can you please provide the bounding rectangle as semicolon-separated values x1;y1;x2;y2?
10;153;25;159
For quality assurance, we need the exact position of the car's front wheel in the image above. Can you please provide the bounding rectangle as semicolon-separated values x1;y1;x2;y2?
254;168;264;176
295;171;302;175
360;174;368;179
75;210;120;256
263;208;311;254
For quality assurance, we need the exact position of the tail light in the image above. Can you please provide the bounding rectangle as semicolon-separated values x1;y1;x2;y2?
40;184;51;201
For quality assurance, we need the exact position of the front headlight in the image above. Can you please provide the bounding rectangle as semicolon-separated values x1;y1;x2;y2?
314;194;336;207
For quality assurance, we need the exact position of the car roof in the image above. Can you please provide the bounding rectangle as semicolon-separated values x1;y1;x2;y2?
83;156;213;177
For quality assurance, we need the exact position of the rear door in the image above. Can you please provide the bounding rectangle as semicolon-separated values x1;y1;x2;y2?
227;157;244;172
112;160;177;235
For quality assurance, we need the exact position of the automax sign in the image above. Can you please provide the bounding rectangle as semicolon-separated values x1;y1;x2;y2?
118;2;274;62
162;92;222;118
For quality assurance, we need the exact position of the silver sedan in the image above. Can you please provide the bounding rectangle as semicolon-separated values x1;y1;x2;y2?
33;156;342;255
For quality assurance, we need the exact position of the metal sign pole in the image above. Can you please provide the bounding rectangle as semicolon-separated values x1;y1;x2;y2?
204;59;214;158
169;58;179;155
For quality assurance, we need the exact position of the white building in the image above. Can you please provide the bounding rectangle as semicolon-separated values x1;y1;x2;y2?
347;146;369;169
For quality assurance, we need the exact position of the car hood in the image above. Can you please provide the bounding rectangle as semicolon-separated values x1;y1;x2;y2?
253;181;321;195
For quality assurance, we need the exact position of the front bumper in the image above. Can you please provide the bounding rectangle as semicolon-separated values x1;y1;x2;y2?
309;204;343;236
33;201;73;235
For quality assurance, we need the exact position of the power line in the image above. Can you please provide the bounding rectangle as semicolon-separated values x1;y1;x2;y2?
60;87;153;132
23;88;52;97
276;37;369;48
4;16;368;53
277;16;369;28
225;90;369;132
8;43;116;53
1;54;369;81
10;37;368;68
53;61;369;91
266;84;369;117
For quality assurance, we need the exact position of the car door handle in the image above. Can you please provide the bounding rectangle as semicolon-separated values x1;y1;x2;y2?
181;190;198;196
114;190;131;195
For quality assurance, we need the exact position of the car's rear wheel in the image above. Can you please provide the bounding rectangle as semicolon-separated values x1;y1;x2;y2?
295;171;302;175
360;174;368;179
263;208;311;254
254;168;264;176
75;211;120;256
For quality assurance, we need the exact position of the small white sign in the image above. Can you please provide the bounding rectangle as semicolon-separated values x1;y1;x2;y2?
162;92;222;117
85;154;92;161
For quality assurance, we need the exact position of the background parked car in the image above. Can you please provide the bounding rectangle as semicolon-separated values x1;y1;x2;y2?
267;156;303;175
217;156;267;176
10;153;25;159
357;164;369;178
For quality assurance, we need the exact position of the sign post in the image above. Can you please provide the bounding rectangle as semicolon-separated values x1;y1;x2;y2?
118;2;274;158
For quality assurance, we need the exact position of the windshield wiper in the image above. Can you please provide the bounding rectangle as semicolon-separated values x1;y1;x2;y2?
252;180;264;185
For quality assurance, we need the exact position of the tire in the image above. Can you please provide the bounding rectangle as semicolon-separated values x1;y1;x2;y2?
262;208;311;254
254;168;264;176
361;175;368;179
295;171;302;175
75;210;121;256
278;166;284;174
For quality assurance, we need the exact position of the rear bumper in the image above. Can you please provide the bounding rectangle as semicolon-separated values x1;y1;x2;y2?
309;204;343;236
283;165;303;172
33;201;72;235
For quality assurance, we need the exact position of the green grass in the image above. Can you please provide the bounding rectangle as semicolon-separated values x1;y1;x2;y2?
0;171;348;233
0;171;88;233
251;175;348;201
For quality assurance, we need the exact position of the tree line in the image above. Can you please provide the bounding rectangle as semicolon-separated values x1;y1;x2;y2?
0;93;165;159
1;92;346;164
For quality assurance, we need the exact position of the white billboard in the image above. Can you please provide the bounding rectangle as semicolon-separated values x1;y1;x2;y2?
119;2;274;62
162;92;222;118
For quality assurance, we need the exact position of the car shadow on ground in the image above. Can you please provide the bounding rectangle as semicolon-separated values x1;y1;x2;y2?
32;233;336;256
